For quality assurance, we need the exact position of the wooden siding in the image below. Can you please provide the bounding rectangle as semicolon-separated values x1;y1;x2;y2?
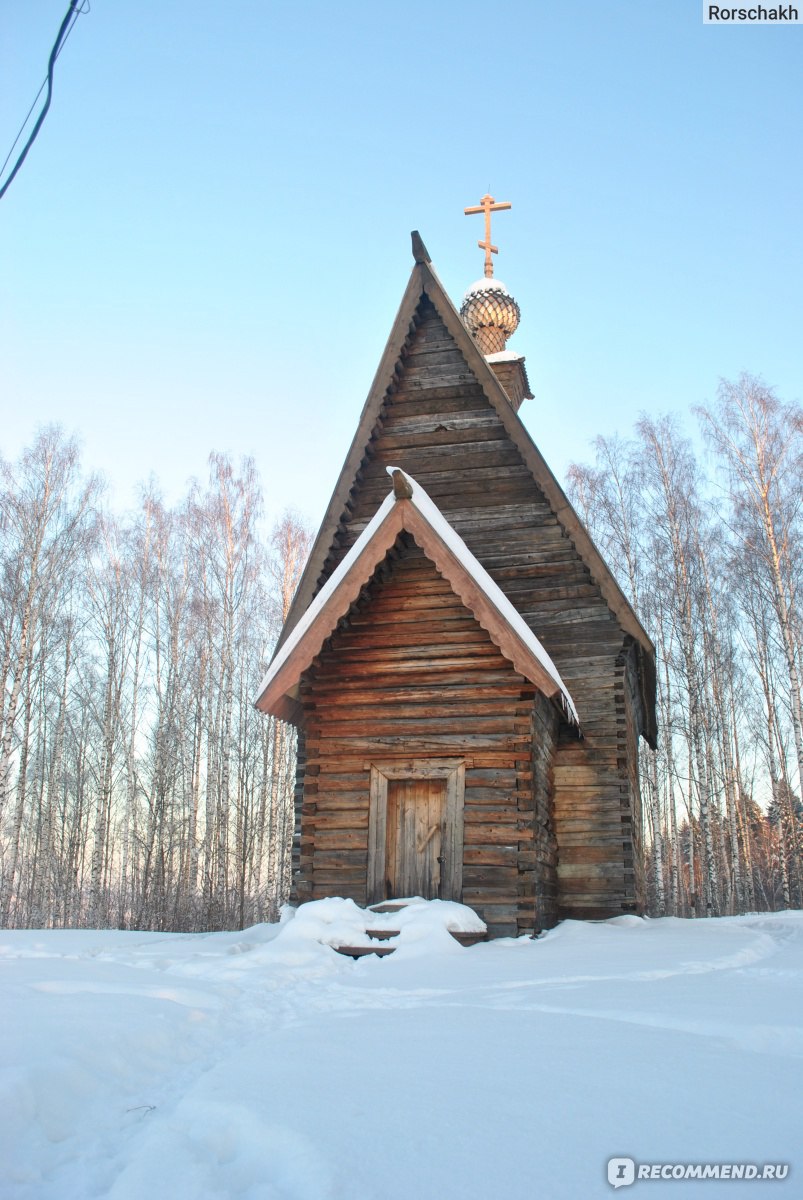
289;728;305;904
305;296;641;919
531;693;559;930
624;642;646;908
297;537;544;937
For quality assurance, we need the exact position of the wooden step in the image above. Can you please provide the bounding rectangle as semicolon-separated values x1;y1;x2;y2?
330;928;488;957
368;902;410;914
331;944;396;959
450;931;487;947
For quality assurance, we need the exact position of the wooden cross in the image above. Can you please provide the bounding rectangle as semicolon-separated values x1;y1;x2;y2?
464;193;512;278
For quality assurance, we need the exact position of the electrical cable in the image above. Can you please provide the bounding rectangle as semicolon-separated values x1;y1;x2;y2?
0;1;88;201
0;14;80;184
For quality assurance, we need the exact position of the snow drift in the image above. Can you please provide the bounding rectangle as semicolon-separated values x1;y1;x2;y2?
1;905;801;1199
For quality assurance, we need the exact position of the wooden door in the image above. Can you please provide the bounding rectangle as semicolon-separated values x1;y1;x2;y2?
367;759;465;906
385;778;446;899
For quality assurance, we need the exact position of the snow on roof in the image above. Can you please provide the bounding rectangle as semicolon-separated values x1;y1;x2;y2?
462;277;511;299
255;467;578;726
254;486;398;706
484;350;525;363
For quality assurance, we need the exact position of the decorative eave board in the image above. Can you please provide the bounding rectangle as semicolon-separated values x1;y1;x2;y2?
255;468;579;729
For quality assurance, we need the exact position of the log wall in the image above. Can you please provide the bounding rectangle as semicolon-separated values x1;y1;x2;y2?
297;536;548;937
289;729;305;904
531;693;559;930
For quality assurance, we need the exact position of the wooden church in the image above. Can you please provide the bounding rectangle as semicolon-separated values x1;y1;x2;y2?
256;199;656;938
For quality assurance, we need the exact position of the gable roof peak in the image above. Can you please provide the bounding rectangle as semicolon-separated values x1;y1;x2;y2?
272;238;656;743
411;230;431;264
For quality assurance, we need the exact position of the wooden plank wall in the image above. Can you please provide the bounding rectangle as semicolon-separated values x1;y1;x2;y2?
308;295;643;920
531;693;559;930
289;730;306;904
298;536;541;937
623;642;646;907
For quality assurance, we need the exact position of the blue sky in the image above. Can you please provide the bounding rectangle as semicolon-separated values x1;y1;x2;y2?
2;1;801;526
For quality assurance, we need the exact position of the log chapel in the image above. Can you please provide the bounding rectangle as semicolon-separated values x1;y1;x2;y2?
256;199;656;937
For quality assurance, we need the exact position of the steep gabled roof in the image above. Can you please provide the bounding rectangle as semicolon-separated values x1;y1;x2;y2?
255;468;578;728
273;238;656;739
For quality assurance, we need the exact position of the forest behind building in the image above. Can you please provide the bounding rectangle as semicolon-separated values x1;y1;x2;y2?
0;372;801;930
0;439;310;931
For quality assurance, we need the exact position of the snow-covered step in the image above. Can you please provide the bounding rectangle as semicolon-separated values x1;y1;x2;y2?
331;927;487;958
332;943;396;959
323;898;488;958
332;927;399;958
449;931;487;947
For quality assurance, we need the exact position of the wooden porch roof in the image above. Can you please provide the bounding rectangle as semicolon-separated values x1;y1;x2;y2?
255;468;579;728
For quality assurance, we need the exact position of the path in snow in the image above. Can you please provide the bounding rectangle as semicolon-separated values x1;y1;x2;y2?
1;907;801;1199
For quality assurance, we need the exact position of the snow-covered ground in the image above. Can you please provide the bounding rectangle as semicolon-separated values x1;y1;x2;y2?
1;903;801;1200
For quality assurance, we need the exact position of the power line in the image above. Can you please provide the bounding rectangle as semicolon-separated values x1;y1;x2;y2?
0;1;88;201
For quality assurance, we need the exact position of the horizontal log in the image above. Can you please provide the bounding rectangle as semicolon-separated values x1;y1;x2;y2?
464;786;522;804
463;807;521;824
463;867;519;888
305;772;366;788
372;440;524;471
307;836;366;858
460;883;523;902
315;644;512;670
462;846;518;866
382;387;490;416
307;716;532;738
309;701;533;724
309;657;516;682
465;767;519;785
464;824;528;845
553;803;627;821
553;766;625;785
560;846;626;865
310;793;368;809
306;811;369;830
558;862;631;880
311;851;368;869
333;626;492;651
376;421;505;452
303;752;522;772
309;881;367;897
312;735;531;753
557;877;627;895
461;901;520;919
556;832;633;847
307;678;531;701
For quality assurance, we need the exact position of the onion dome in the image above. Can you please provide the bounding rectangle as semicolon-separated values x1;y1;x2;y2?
459;277;521;355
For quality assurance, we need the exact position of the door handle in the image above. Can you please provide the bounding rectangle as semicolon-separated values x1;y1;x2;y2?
417;824;440;853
